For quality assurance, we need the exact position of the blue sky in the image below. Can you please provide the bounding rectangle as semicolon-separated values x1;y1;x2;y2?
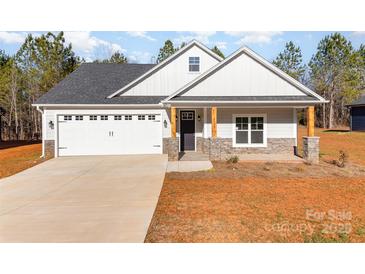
0;31;364;64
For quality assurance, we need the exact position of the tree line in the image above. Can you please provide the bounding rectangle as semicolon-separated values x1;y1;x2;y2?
272;33;365;128
0;32;364;141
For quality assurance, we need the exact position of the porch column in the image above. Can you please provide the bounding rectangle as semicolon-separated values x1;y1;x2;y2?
171;107;176;138
303;106;319;164
307;106;314;137
211;106;217;138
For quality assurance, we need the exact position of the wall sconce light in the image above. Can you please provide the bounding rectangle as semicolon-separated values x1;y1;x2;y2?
175;115;178;121
163;119;167;128
48;120;54;130
198;115;201;121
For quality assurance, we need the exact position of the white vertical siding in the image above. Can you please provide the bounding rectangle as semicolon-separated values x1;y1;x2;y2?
216;108;295;139
181;52;306;97
122;46;219;96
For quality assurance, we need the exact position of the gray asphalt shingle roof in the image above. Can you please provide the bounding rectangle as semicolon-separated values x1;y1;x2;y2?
35;63;166;105
348;94;365;106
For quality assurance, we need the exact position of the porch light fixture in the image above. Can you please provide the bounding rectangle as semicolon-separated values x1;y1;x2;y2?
198;115;201;121
163;119;167;128
48;120;54;130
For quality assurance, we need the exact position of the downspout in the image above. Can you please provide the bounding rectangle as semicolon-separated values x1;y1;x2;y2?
36;106;45;158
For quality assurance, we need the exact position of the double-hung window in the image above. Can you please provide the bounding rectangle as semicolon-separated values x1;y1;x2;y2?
233;114;266;147
188;57;200;72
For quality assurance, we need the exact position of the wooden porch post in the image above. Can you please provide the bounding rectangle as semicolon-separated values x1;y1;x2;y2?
171;107;176;138
307;106;315;137
211;107;217;138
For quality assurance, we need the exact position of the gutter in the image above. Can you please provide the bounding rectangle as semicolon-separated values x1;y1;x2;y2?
32;103;163;108
161;100;329;105
36;106;45;158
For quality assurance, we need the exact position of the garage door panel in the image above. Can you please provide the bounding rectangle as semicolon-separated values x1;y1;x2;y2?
57;114;162;156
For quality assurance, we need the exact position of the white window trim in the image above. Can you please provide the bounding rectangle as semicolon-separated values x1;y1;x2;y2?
188;56;200;73
232;113;267;148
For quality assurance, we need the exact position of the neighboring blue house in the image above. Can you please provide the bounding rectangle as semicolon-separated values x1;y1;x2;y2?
348;94;365;131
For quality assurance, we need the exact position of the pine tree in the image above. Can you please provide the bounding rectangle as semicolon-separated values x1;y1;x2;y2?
94;51;128;64
157;40;177;63
272;41;306;81
211;46;225;59
309;33;364;128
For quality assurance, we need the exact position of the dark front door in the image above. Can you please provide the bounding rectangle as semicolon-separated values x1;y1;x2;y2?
180;111;195;151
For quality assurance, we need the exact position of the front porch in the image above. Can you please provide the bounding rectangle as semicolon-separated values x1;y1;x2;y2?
163;106;319;163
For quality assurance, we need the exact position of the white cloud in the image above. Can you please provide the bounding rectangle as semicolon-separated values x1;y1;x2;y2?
0;32;27;44
126;31;156;41
351;31;365;37
127;51;153;64
63;31;125;60
173;31;217;45
224;31;246;37
225;31;283;45
214;41;227;49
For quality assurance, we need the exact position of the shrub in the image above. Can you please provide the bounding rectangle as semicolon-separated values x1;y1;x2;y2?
226;155;239;164
337;150;348;168
331;150;348;168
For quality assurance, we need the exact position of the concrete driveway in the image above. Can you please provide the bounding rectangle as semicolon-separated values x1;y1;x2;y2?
0;155;167;242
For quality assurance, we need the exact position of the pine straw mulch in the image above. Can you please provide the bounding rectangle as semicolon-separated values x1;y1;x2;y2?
145;161;365;243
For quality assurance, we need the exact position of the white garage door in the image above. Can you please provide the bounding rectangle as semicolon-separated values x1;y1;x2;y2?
57;114;162;156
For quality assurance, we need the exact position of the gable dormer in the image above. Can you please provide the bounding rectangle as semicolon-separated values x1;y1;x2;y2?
108;40;222;98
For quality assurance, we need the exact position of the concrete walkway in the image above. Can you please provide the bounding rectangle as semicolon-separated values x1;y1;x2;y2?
166;161;213;172
0;155;167;243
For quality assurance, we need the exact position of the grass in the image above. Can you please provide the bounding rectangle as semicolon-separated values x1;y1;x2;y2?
0;142;45;179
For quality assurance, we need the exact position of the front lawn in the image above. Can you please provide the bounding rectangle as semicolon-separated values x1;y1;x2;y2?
145;161;365;243
0;142;44;179
298;126;365;166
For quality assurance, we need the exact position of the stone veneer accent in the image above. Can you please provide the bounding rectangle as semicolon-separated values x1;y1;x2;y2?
44;140;55;158
196;137;296;161
302;136;320;164
163;137;179;161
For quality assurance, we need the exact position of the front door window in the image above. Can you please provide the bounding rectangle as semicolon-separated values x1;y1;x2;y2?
180;111;195;151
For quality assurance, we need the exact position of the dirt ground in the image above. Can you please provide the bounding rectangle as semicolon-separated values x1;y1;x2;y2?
146;161;365;243
0;142;44;179
146;128;365;243
298;126;365;166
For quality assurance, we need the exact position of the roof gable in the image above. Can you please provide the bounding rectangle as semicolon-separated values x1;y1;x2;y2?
107;40;223;98
165;47;326;102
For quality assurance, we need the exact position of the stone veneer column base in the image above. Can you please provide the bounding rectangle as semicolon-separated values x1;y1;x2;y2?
44;140;55;158
302;136;320;164
163;137;179;161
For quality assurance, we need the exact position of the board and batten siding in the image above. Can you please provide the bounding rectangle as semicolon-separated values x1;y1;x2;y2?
181;52;306;97
121;46;219;96
203;108;296;140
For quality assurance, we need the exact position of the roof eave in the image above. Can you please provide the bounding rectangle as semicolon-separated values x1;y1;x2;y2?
32;103;163;108
162;100;328;105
